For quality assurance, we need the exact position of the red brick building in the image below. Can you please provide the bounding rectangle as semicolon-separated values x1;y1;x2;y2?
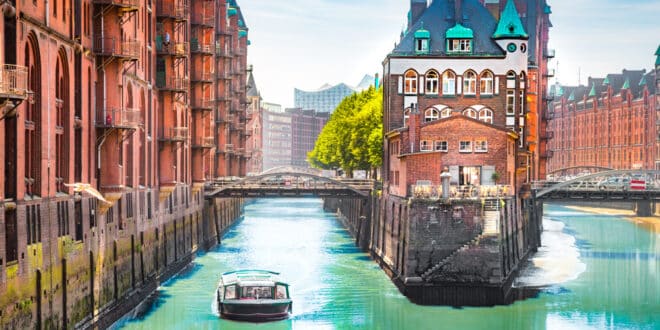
546;61;659;174
383;0;552;198
0;0;250;327
246;66;263;175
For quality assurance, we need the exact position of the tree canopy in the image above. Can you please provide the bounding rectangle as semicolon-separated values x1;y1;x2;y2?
307;86;383;178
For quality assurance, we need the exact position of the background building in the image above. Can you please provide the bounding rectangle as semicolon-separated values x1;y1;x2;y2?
262;110;292;170
246;66;263;175
545;59;659;174
287;108;330;168
294;74;374;113
0;0;250;327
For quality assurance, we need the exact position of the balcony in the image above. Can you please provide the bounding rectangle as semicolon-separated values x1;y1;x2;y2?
215;46;232;58
193;137;215;149
96;108;141;129
192;15;214;28
544;48;556;58
544;69;555;78
0;64;28;101
191;41;213;55
160;127;188;142
156;1;188;20
92;0;139;11
94;38;140;60
156;76;189;93
215;113;234;124
192;70;214;84
155;41;188;57
192;99;214;111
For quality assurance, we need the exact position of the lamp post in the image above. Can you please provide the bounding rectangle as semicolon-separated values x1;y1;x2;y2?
440;167;451;199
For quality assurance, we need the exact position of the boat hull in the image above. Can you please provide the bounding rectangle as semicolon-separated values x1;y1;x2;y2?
219;299;292;321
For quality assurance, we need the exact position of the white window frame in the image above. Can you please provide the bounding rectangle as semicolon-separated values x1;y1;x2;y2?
519;90;525;115
440;108;452;118
416;38;429;53
442;71;455;95
403;108;411;127
449;39;472;52
463;71;477;95
506;90;516;115
480;71;494;95
404;70;418;95
478;108;493;124
518;127;524;148
474;140;488;153
426;71;439;95
434;140;448;152
424;108;440;122
420;140;432;152
459;140;472;153
463;108;477;119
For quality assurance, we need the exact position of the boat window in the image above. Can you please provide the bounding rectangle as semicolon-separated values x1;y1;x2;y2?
241;286;273;299
225;285;236;300
276;285;287;299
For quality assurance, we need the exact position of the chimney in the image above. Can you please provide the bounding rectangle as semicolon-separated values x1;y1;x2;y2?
408;103;421;153
455;0;463;23
409;0;427;30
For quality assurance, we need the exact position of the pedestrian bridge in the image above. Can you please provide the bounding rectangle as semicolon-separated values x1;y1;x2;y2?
205;167;374;199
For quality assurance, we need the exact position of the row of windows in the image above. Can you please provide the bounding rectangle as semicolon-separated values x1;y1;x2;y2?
419;140;488;153
403;70;525;96
404;106;494;125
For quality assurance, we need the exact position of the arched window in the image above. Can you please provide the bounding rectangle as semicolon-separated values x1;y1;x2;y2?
442;71;455;95
478;108;493;124
25;33;42;197
404;70;417;94
440;108;453;118
403;108;411;126
463;71;477;95
424;108;440;122
55;50;70;194
519;72;527;115
480;71;494;95
463;108;477;119
426;70;439;95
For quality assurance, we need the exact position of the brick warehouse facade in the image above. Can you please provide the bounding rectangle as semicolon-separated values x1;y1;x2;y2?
375;0;550;305
546;55;659;174
0;0;250;328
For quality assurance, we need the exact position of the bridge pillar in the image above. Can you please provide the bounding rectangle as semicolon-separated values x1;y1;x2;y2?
635;201;654;217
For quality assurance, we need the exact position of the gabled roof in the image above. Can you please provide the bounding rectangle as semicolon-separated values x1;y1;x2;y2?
421;112;519;137
391;0;503;56
492;0;528;39
656;44;660;66
246;71;260;98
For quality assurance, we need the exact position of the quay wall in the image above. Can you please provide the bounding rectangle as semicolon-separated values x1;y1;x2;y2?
367;191;542;306
0;187;243;329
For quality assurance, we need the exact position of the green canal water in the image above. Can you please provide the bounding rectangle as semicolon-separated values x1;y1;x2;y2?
114;199;659;330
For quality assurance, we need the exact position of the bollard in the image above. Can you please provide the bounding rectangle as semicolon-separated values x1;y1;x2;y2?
440;167;452;199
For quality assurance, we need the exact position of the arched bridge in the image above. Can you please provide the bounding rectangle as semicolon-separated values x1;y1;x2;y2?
547;165;615;180
205;168;374;199
533;170;660;202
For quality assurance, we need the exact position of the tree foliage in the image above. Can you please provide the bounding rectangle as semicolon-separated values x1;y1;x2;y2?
307;86;383;178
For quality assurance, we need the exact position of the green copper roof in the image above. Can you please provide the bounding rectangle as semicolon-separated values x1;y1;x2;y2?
493;0;528;39
655;45;660;56
602;77;610;86
238;29;247;38
639;75;647;86
568;90;575;101
556;86;564;97
621;78;630;89
415;22;430;39
588;85;596;97
544;5;552;14
228;7;237;17
238;19;245;28
247;40;252;46
446;23;473;39
656;45;660;65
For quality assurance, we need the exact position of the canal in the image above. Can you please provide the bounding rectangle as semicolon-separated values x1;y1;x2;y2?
113;199;659;329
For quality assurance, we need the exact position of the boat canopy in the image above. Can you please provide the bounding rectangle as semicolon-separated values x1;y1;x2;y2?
220;270;286;287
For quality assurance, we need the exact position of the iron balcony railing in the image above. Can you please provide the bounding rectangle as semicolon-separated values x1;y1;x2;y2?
94;37;140;59
0;64;28;99
194;136;215;148
192;14;214;27
192;70;214;83
156;76;190;92
156;41;188;57
161;127;189;142
224;144;234;153
96;108;141;129
191;41;213;54
155;1;188;20
92;0;139;9
192;99;214;111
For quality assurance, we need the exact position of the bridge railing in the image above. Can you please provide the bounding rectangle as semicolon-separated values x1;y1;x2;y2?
410;184;512;200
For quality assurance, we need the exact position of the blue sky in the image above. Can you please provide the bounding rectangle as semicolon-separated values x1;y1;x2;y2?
239;0;660;107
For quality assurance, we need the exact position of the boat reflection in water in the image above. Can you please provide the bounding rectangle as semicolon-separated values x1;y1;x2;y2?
216;270;292;321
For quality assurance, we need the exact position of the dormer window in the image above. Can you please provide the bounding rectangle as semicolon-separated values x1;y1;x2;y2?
445;23;473;54
414;24;430;55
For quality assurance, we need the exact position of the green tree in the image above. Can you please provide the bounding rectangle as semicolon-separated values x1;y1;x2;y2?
308;86;383;179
